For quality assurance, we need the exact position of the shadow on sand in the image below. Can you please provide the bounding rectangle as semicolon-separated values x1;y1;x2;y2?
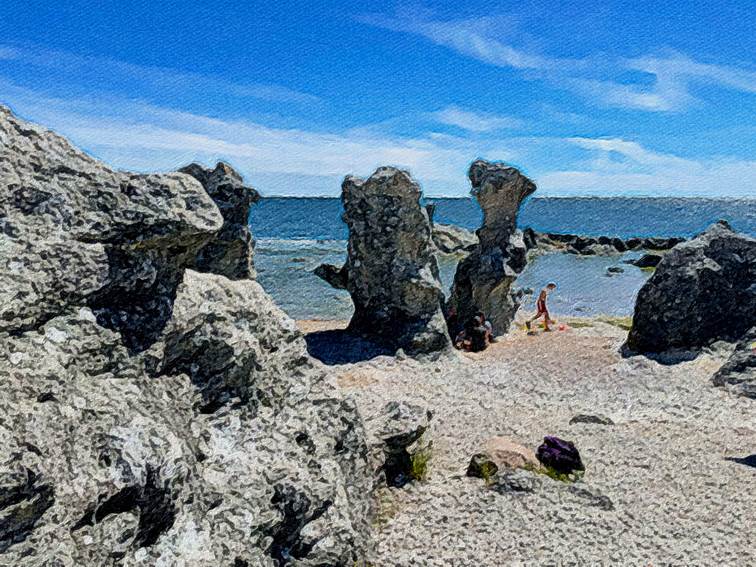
305;329;395;365
725;455;756;469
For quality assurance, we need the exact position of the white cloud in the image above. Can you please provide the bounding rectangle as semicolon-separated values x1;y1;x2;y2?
538;137;756;197
359;11;756;112
432;105;523;132
0;79;512;196
0;44;320;104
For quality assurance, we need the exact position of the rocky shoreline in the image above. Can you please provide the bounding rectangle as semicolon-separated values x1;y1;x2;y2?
1;107;754;566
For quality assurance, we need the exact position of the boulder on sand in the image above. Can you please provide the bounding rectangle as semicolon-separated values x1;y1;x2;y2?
432;223;479;254
626;221;756;353
467;436;540;480
712;327;756;399
0;106;372;565
341;167;451;354
447;160;536;335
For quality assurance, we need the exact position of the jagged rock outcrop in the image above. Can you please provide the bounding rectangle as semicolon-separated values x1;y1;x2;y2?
0;106;372;565
364;402;433;487
179;162;260;279
626;221;756;353
447;160;536;334
313;263;348;290
340;167;450;354
712;327;756;399
522;228;685;257
432;224;479;254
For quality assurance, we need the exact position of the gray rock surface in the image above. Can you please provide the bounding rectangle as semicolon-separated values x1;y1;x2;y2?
313;263;348;290
341;167;450;354
523;228;685;257
712;327;756;398
627;221;756;352
365;401;433;487
448;160;536;335
0;107;372;565
179;162;260;279
431;223;478;254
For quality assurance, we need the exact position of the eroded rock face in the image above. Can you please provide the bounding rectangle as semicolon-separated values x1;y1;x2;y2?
448;160;536;334
712;327;756;399
627;221;756;353
0;107;372;565
179;162;260;280
341;167;450;354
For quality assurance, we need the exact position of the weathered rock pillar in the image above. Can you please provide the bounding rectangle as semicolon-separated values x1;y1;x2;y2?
342;167;451;354
447;160;536;335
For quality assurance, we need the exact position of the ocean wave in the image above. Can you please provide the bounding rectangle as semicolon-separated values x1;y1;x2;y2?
255;238;347;255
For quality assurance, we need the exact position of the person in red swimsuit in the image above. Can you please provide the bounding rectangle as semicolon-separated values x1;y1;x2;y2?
526;282;557;333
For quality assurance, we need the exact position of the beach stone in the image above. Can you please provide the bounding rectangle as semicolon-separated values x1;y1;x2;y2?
570;414;615;426
341;167;451;354
178;162;260;279
490;469;541;494
606;266;625;276
448;160;536;334
0;107;373;565
712;327;756;399
366;401;433;487
467;436;540;480
627;221;756;352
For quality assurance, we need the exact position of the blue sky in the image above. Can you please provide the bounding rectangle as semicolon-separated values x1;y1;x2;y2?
1;0;754;197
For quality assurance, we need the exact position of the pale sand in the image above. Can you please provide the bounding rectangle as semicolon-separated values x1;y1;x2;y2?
299;316;756;566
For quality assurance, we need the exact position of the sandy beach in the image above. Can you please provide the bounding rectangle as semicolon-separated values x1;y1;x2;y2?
299;316;756;566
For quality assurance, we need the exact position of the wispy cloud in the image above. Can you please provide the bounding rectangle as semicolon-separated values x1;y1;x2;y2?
539;136;756;196
0;44;320;105
359;10;756;112
431;105;523;132
1;79;514;196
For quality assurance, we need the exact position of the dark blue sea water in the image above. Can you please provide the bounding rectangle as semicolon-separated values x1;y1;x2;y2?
251;197;756;240
249;197;755;320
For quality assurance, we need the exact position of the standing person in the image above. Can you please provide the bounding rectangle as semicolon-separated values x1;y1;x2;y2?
526;282;557;333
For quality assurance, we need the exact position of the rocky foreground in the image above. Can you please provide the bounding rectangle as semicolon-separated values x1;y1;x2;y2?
301;318;756;566
1;106;754;566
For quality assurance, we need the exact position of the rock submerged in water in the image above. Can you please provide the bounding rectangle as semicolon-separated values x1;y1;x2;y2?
0;106;373;565
341;167;451;354
626;221;756;353
448;160;535;335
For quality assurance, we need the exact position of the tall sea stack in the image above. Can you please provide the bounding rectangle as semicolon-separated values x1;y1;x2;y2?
447;159;536;334
342;167;451;354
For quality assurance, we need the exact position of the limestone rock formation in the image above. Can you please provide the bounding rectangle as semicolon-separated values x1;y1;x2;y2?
432;223;479;254
364;401;433;487
522;228;685;257
0;106;372;565
179;162;260;279
626;221;756;353
341;167;451;354
448;160;536;334
712;327;756;399
313;263;348;290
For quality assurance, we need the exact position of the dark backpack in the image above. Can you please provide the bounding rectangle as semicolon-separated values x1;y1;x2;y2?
536;436;584;474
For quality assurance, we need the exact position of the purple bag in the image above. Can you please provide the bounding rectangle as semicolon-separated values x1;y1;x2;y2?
536;436;585;474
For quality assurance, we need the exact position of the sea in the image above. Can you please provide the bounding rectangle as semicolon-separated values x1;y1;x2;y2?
249;197;756;321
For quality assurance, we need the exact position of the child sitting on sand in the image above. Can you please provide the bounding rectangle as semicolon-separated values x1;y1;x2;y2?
526;282;557;333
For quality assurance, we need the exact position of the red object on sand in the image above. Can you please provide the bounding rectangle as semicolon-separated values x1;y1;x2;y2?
558;324;566;331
